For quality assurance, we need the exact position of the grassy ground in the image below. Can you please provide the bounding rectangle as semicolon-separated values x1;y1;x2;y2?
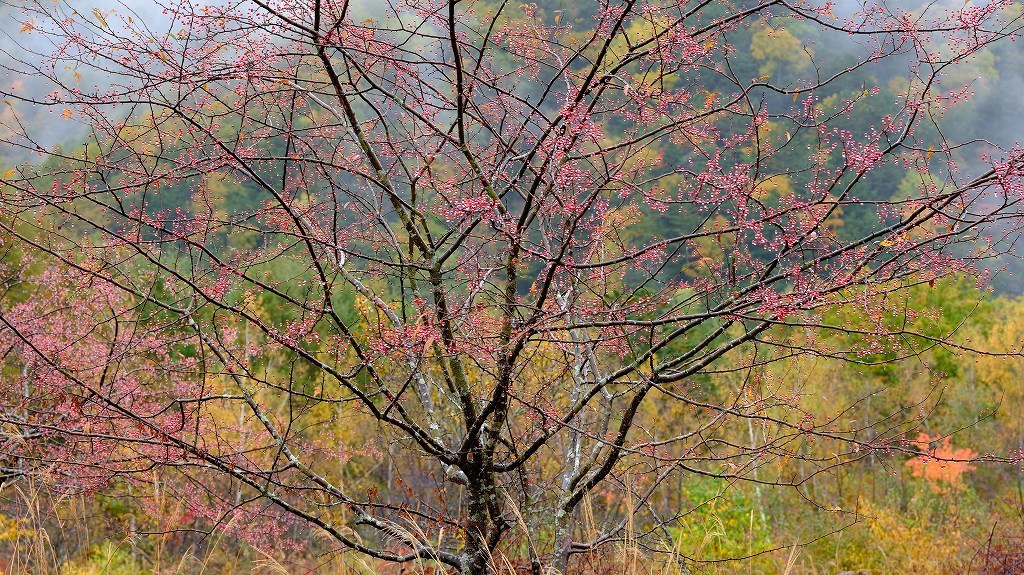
3;478;1021;575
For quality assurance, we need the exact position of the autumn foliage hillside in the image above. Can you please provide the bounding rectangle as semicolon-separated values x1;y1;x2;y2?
1;277;1022;573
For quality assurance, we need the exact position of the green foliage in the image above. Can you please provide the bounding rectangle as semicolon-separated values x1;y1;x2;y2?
61;541;143;575
672;477;772;566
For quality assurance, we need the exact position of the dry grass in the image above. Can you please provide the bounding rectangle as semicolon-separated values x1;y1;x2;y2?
0;480;998;575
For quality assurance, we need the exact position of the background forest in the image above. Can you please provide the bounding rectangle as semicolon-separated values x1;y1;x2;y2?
1;0;1024;573
9;280;1024;574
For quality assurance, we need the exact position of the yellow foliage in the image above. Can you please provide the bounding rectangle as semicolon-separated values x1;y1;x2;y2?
752;174;796;201
750;27;811;77
0;513;32;542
